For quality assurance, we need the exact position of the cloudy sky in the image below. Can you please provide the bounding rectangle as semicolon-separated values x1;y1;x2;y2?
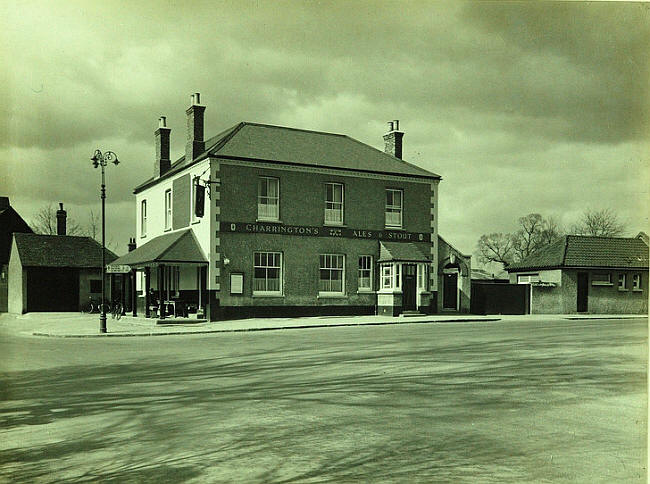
2;1;648;260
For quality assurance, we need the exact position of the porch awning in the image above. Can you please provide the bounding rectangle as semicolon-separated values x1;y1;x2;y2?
379;242;430;263
110;229;208;268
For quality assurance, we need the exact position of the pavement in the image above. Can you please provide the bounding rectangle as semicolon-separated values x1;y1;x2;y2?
0;311;646;338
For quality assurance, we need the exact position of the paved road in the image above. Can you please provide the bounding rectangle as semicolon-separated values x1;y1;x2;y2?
1;318;646;483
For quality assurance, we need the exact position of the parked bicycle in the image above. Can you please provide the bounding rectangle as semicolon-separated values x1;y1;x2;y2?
80;297;111;314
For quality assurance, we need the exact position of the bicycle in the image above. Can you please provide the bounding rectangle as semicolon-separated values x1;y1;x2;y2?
111;301;124;320
81;298;111;314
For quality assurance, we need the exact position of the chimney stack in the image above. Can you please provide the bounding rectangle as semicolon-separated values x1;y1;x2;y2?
0;197;9;211
155;116;171;178
185;92;205;163
56;202;67;235
383;119;404;159
128;237;137;252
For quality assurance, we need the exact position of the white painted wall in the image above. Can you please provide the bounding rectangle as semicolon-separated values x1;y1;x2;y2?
134;159;211;291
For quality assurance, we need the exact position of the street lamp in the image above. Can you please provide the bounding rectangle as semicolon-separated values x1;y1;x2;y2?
91;149;120;333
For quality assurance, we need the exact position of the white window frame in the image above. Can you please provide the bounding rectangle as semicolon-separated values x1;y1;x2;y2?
253;251;283;296
325;182;344;225
140;199;147;237
319;254;345;295
381;264;393;290
358;255;373;292
418;264;429;291
633;274;641;290
591;273;612;286
517;274;540;284
385;188;403;228
164;189;172;231
618;273;627;290
379;262;402;291
258;176;280;221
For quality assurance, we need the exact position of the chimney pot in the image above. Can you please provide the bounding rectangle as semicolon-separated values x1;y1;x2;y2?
186;92;206;162
159;116;167;128
383;120;404;159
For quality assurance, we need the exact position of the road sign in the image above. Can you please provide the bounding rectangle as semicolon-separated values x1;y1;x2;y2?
106;264;131;273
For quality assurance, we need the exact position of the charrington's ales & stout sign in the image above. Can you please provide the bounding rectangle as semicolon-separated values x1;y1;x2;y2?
220;221;430;243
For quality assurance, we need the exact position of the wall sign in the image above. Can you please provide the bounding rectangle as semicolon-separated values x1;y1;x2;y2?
220;221;430;243
230;273;243;294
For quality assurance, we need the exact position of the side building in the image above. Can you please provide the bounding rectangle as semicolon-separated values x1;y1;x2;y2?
113;93;472;320
506;234;648;314
0;197;33;312
8;206;118;313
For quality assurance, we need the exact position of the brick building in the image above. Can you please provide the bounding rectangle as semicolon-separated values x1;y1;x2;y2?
506;234;648;314
113;93;470;320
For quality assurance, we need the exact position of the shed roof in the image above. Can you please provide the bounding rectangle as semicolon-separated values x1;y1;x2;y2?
13;233;117;268
506;235;649;271
135;122;440;193
110;229;207;267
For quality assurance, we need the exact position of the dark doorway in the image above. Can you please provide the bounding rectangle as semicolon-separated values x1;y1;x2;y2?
402;264;417;311
443;272;458;310
27;268;79;311
577;272;588;312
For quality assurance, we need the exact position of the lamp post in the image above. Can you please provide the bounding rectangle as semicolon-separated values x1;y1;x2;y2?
91;149;120;333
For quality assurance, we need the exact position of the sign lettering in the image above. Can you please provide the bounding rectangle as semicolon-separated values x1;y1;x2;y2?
220;222;430;243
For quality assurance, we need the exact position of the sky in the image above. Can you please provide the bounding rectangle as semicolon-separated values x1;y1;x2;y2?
2;1;648;261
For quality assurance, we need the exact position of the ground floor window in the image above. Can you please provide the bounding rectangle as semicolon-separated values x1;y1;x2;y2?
254;252;282;295
591;273;611;285
358;256;372;291
320;254;344;294
633;274;641;290
618;273;627;290
418;264;429;290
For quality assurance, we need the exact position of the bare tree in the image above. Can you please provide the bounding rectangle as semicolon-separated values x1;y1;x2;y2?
31;204;83;235
570;208;626;237
477;213;565;268
477;233;514;266
86;209;100;241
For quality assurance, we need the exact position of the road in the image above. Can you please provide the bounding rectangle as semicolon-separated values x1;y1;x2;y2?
0;317;647;483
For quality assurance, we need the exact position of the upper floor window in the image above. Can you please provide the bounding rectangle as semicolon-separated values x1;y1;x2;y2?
258;177;279;221
253;252;282;295
164;189;172;230
358;255;372;291
320;254;345;294
618;273;627;290
325;182;344;225
633;274;641;290
385;189;403;228
140;200;147;237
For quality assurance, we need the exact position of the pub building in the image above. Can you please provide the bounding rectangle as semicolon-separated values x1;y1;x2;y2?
110;93;471;320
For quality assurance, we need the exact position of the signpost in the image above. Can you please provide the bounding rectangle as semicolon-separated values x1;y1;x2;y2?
106;264;131;274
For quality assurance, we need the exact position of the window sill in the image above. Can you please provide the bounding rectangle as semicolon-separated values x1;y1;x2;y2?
164;228;172;233
591;282;613;286
377;290;403;295
618;288;628;292
385;226;404;231
140;234;147;239
252;293;284;298
191;220;201;225
256;218;282;224
324;222;346;227
317;293;347;299
632;289;643;292
357;290;375;294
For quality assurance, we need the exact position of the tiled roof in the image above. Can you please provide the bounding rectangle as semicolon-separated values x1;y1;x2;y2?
135;122;440;193
378;242;430;263
110;229;207;267
507;235;649;271
14;233;118;268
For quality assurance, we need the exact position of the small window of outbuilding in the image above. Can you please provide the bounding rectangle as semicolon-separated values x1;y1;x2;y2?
591;273;612;286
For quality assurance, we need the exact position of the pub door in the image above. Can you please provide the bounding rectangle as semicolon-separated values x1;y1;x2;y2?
443;272;458;310
402;264;417;311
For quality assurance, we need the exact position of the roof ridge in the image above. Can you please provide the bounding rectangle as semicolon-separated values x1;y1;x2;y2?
239;122;348;138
